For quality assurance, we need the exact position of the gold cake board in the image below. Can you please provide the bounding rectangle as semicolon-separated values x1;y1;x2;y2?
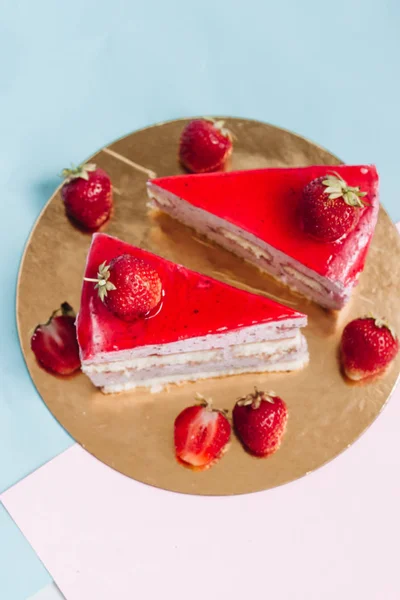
17;118;400;495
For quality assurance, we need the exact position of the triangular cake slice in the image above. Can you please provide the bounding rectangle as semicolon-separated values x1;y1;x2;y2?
77;233;308;393
147;165;379;309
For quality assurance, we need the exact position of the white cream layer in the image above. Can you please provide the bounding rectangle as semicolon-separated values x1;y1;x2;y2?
83;333;301;374
85;333;309;392
101;354;309;394
83;317;306;366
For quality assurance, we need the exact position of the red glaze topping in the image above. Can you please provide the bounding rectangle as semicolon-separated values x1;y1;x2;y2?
77;233;305;361
150;165;379;285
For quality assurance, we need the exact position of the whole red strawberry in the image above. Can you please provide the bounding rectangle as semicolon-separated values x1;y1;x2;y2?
302;172;367;242
174;394;231;470
341;316;399;381
233;389;288;457
31;302;80;375
85;254;162;321
61;163;112;230
179;118;233;173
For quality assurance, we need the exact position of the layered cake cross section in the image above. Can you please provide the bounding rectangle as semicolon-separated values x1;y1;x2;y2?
76;233;309;393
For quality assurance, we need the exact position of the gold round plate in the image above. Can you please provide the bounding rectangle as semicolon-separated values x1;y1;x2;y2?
17;118;400;495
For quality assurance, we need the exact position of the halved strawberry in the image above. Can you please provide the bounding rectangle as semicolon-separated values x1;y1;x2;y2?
179;118;233;173
341;316;399;381
174;394;231;470
31;303;80;375
233;388;288;457
84;254;162;321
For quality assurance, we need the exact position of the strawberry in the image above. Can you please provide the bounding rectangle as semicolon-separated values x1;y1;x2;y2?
179;118;233;173
341;316;399;381
301;172;367;242
31;302;80;375
85;254;162;321
61;163;112;230
233;389;288;457
174;394;231;470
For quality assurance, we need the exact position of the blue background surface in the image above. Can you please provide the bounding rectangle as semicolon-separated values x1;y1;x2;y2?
1;0;399;597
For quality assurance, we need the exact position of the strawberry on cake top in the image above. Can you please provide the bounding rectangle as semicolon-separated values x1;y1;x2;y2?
148;165;379;309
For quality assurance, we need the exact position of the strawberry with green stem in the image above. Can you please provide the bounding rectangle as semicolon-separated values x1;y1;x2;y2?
233;388;288;457
179;118;234;173
61;163;113;230
84;254;162;321
302;172;368;242
341;316;398;381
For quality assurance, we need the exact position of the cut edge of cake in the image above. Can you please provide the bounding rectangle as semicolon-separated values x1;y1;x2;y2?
82;325;309;393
